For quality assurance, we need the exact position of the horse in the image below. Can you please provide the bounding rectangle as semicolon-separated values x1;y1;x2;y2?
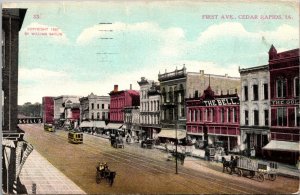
222;156;239;174
106;171;116;186
222;157;231;173
96;165;117;186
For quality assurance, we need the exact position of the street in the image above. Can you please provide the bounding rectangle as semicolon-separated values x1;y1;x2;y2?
19;124;299;194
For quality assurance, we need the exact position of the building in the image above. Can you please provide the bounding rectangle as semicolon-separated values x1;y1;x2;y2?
79;93;110;121
186;86;240;151
138;77;161;139
53;95;81;128
263;45;300;165
42;96;54;125
2;8;34;194
239;65;270;157
107;85;140;134
157;65;240;142
123;106;140;140
79;93;110;133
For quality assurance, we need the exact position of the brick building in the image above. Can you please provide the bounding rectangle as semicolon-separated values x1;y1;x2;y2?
107;85;140;134
42;96;54;125
263;45;300;165
239;65;270;157
2;8;34;194
157;65;240;142
186;86;240;151
138;77;161;139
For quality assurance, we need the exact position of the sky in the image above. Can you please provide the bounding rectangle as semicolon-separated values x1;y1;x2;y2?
3;0;299;105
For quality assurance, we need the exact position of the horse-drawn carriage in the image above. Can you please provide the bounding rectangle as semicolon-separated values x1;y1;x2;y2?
141;139;155;149
236;156;277;182
222;156;277;182
110;134;124;148
96;162;116;186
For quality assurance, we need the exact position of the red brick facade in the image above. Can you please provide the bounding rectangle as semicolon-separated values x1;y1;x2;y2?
269;45;300;142
186;86;240;150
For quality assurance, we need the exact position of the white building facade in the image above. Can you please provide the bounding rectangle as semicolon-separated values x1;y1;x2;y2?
138;77;160;139
239;65;271;157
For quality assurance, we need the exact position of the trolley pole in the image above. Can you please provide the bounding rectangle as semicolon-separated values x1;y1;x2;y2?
175;120;178;174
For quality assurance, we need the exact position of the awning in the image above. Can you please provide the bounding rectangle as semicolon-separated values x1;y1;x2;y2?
93;121;106;128
105;123;123;130
263;140;300;152
80;121;93;128
157;128;186;139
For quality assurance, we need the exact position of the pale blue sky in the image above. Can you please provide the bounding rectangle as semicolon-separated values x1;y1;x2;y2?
3;1;299;104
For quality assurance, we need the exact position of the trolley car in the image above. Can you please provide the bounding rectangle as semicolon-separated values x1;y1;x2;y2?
44;123;55;132
68;130;83;144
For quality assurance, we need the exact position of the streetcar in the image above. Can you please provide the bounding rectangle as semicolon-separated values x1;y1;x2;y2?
68;130;83;144
44;123;55;132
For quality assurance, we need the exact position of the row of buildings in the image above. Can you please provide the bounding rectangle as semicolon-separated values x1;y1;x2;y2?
43;45;299;166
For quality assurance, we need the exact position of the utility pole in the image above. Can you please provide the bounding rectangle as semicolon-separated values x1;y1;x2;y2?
175;119;178;174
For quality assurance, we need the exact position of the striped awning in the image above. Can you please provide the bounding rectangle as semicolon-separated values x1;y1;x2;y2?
105;123;123;130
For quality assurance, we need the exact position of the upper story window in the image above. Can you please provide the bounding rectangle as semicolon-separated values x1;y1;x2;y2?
276;79;287;98
245;110;249;125
263;83;268;100
102;104;104;109
221;108;225;123
244;86;248;101
253;84;258;101
296;107;300;127
91;103;94;110
233;108;237;123
264;110;269;126
254;110;259;126
227;108;231;122
294;77;299;97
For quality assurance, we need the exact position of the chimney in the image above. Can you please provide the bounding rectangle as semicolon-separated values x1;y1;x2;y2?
225;73;228;77
200;70;204;75
114;85;118;92
130;84;132;90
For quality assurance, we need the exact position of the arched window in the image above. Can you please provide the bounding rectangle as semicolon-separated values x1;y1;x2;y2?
97;112;100;119
91;113;94;120
294;77;299;97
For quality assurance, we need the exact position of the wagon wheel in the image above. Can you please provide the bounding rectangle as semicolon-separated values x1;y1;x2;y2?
249;171;255;178
237;169;242;177
268;174;277;181
257;173;265;182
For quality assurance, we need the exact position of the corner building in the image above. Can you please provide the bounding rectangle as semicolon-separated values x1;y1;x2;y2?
263;45;300;165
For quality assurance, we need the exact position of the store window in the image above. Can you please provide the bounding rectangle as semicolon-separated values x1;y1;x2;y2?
277;107;287;126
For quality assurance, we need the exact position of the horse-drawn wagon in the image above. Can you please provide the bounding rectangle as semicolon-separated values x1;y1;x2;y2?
141;139;155;149
236;156;277;182
110;134;124;148
96;162;116;186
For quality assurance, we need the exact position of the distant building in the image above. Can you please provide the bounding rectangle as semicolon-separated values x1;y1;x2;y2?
42;96;54;125
53;95;81;128
239;65;270;157
157;65;240;142
263;45;300;165
138;77;161;139
124;106;140;139
79;93;110;133
186;86;240;151
2;8;33;194
79;93;110;121
107;85;140;134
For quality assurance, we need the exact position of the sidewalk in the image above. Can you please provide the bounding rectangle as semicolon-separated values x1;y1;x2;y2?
19;150;86;194
154;144;300;178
